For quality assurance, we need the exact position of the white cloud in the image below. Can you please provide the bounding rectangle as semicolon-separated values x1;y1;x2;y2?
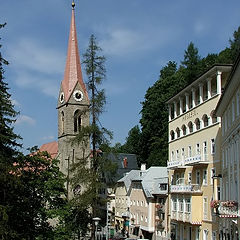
8;38;65;74
99;26;181;57
6;38;65;98
15;114;36;126
40;135;55;141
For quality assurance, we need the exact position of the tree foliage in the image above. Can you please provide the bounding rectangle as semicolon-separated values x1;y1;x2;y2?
69;35;117;237
135;26;240;167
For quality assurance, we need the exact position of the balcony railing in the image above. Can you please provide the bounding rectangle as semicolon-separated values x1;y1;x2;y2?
167;160;183;169
184;154;209;165
170;184;201;193
212;201;239;217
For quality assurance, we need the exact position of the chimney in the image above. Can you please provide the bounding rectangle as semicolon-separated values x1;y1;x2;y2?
141;163;146;171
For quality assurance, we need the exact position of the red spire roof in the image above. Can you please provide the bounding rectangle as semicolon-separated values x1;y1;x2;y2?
62;7;88;102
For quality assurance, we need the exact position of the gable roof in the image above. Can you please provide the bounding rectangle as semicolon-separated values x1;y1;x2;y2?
117;170;141;192
39;141;58;159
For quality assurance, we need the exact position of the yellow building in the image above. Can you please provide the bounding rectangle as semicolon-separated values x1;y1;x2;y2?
167;65;232;240
215;55;240;240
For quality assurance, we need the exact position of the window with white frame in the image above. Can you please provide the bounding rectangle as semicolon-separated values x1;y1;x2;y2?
182;148;185;160
179;198;184;212
203;197;208;220
203;141;207;161
196;170;200;185
203;169;207;185
176;150;180;160
171;151;174;161
172;198;177;211
188;146;192;157
196;143;200;155
185;198;191;213
211;139;215;154
145;216;147;222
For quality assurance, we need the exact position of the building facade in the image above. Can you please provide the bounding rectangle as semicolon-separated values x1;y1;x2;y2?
216;55;240;239
128;167;168;240
167;65;232;240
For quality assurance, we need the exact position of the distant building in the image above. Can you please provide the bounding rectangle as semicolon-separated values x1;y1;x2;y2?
167;64;232;240
115;165;169;240
216;54;240;239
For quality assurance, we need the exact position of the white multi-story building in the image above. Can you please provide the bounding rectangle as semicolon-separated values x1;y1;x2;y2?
216;55;240;240
167;64;232;240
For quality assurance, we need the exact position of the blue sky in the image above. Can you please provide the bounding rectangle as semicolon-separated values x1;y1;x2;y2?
1;0;240;152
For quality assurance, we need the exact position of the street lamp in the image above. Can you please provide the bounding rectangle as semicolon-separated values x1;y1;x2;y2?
93;217;101;240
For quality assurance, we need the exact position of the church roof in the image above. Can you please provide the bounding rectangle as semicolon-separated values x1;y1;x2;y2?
61;5;89;102
39;141;58;159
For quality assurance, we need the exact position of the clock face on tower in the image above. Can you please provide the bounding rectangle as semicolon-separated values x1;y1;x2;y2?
73;90;83;102
59;92;64;103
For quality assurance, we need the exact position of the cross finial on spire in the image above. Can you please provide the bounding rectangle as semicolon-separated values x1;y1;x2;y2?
72;0;75;9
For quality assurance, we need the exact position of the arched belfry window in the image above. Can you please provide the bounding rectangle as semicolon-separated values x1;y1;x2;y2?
61;111;64;134
74;110;82;132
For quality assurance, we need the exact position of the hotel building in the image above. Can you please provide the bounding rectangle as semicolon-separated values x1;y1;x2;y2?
215;55;240;240
167;64;232;240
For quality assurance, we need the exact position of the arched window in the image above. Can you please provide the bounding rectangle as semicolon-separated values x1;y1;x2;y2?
195;118;200;130
170;130;175;141
182;125;187;136
211;111;217;124
188;121;193;133
74;110;81;132
61;111;64;134
176;128;180;138
203;114;209;127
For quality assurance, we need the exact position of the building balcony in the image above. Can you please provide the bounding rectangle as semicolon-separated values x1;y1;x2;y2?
212;200;238;218
184;154;209;166
170;183;201;194
167;160;184;169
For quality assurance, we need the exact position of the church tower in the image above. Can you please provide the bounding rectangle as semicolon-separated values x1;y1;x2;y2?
57;2;90;195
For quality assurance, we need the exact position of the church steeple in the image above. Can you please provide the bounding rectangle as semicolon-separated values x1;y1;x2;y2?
61;2;88;103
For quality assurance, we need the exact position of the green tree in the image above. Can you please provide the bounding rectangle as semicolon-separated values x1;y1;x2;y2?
181;42;202;85
140;61;186;166
10;151;67;240
70;34;117;239
0;23;22;239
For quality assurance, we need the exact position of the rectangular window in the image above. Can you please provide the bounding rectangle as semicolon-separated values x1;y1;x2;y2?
218;187;221;201
176;150;179;160
188;172;192;184
182;148;185;160
203;169;207;185
196;171;200;185
188;146;192;157
212;231;216;240
203;141;207;161
185;198;191;213
203;197;208;220
210;168;215;185
196;143;200;155
211;139;215;154
179;198;184;212
172;198;177;211
171;151;174;161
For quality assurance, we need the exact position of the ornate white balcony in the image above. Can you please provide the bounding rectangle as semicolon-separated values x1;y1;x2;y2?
170;184;201;194
215;201;238;218
184;154;209;166
167;160;183;169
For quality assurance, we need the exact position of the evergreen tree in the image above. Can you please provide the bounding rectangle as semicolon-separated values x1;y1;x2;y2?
0;23;22;239
181;42;202;84
70;35;117;239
